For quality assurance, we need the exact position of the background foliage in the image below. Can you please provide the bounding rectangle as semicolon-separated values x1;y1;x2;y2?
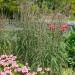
0;0;75;18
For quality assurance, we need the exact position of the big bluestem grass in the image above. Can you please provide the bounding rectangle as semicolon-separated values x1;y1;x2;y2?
0;6;68;75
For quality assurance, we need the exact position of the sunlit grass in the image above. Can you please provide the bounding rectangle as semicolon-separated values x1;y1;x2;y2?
61;68;75;75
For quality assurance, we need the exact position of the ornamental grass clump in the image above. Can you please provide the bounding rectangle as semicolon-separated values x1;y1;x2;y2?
0;12;69;75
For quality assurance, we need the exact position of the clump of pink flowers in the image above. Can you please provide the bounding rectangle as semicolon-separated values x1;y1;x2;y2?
0;55;50;75
0;55;35;75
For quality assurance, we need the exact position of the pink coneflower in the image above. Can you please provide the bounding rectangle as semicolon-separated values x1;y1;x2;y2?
21;66;28;73
12;61;18;68
16;68;22;72
0;72;5;75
